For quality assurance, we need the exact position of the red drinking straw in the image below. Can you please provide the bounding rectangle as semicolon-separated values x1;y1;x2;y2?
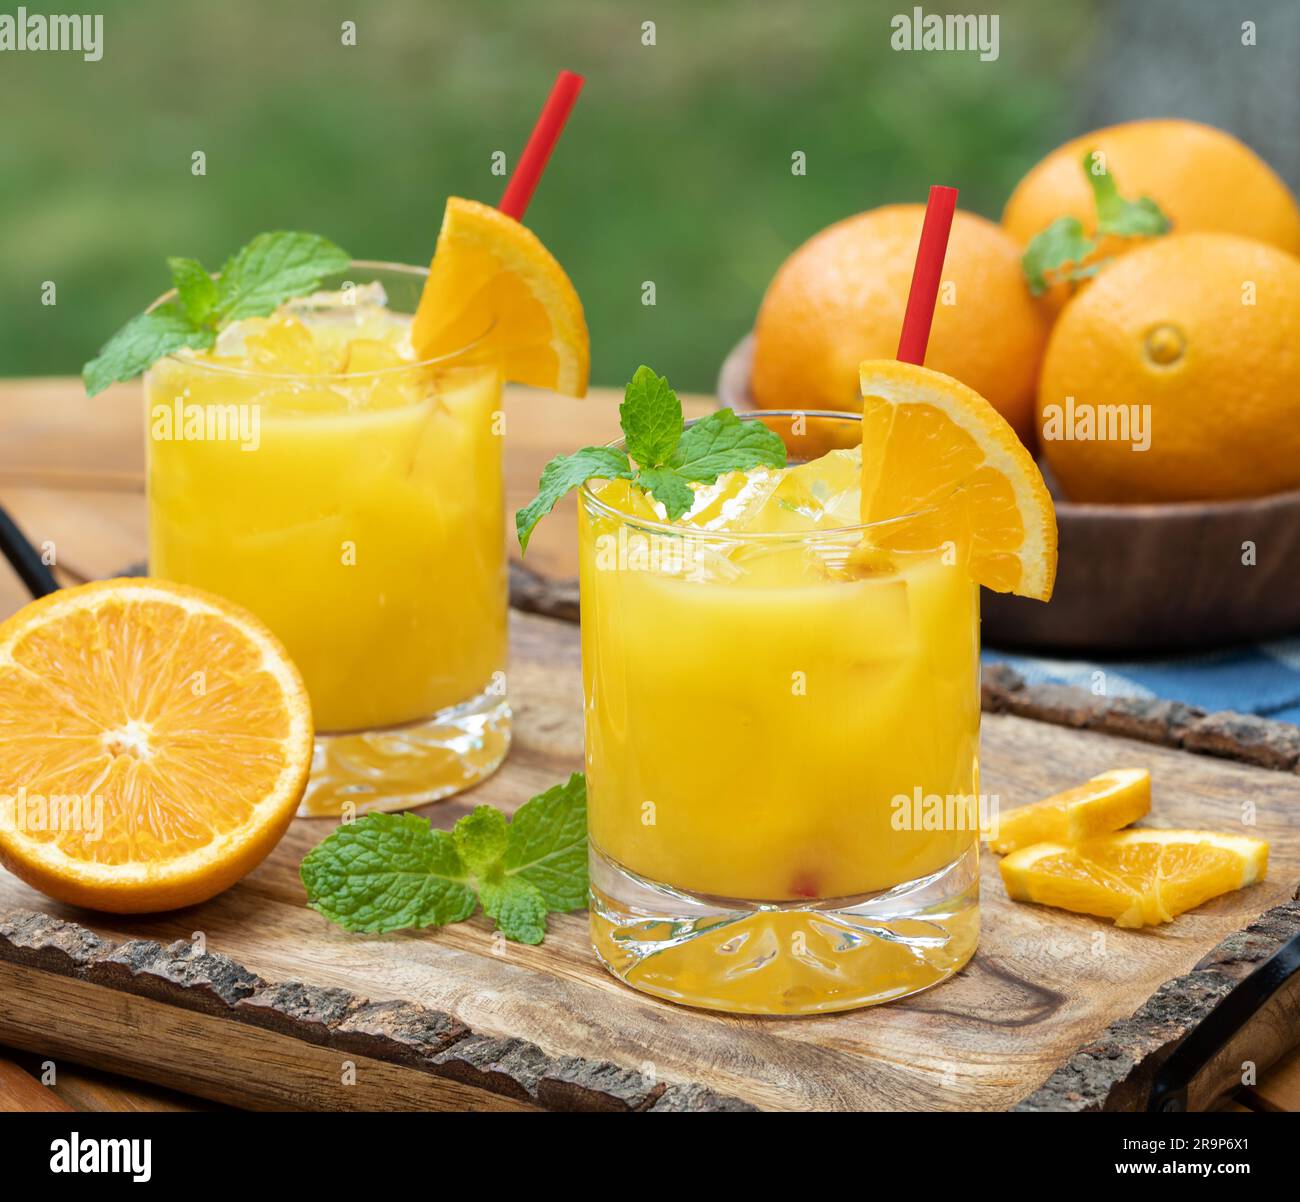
498;70;586;221
896;185;959;365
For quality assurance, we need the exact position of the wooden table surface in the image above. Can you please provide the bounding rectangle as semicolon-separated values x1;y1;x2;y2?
0;377;1296;1113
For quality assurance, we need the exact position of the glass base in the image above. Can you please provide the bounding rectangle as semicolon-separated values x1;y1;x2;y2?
298;688;511;817
589;842;979;1016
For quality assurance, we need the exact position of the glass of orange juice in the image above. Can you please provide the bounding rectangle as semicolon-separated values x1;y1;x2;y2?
145;261;508;816
579;411;982;1015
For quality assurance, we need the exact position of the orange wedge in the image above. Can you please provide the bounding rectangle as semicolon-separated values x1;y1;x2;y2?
0;578;312;913
858;360;1058;599
1000;829;1268;928
411;196;589;396
989;768;1151;854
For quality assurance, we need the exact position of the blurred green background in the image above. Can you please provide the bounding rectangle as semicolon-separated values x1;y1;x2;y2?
2;0;1294;391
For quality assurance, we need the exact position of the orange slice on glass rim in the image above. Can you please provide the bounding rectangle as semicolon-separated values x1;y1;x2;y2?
858;359;1058;599
0;578;312;913
411;196;589;396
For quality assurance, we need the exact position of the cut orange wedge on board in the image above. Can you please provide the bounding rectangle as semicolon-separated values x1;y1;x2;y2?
411;196;589;396
999;829;1267;928
989;768;1151;854
0;578;312;913
858;360;1058;599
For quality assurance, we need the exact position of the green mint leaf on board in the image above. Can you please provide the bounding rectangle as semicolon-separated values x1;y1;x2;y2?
479;876;549;945
669;408;787;481
215;231;351;321
619;365;683;468
503;771;590;911
515;445;633;552
300;774;589;944
82;305;217;397
167;256;219;327
633;466;696;520
300;812;477;934
452;805;509;877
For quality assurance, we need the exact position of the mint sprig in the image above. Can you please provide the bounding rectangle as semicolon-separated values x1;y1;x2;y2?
300;773;588;945
83;231;350;396
1021;152;1171;295
516;365;787;550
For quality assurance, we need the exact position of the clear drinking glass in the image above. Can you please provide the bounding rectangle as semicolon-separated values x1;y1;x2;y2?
144;262;509;816
579;411;981;1014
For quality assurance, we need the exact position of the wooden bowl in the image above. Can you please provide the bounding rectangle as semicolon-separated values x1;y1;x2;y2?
719;332;1300;654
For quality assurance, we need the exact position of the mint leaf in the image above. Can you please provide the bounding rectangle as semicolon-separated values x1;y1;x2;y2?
669;408;787;481
516;367;789;544
82;305;217;397
301;775;590;944
633;410;786;519
453;806;509;877
85;230;352;397
634;466;695;520
516;446;632;552
503;772;588;911
167;256;219;326
215;231;350;321
480;876;548;945
300;812;477;934
620;365;682;468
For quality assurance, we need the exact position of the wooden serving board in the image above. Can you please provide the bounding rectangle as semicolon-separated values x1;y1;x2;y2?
1;379;1299;1112
1;607;1299;1112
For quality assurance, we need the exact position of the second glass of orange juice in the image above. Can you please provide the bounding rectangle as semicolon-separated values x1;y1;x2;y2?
146;262;508;815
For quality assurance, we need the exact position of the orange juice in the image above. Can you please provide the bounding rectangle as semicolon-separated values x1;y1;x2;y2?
579;413;981;1014
145;264;508;815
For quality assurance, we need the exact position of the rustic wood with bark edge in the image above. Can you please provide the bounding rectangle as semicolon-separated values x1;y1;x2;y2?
1;378;1298;1112
2;609;1299;1111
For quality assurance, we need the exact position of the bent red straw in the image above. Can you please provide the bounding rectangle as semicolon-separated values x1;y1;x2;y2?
498;70;585;221
896;185;958;365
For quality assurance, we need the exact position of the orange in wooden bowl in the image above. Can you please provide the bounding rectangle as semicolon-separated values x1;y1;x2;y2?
0;578;312;913
1037;233;1300;503
1003;118;1300;317
751;206;1048;446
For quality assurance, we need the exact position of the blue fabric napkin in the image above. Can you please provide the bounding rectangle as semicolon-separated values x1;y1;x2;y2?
984;638;1300;724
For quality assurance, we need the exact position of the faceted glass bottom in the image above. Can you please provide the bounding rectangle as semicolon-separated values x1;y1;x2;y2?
299;688;510;817
590;842;979;1015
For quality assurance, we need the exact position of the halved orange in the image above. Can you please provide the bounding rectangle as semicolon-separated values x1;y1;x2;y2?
858;360;1058;598
1000;829;1268;928
989;768;1150;854
411;196;589;396
0;578;312;913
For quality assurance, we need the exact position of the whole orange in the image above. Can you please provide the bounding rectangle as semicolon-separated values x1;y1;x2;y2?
1004;119;1300;314
1037;233;1300;503
751;206;1049;445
